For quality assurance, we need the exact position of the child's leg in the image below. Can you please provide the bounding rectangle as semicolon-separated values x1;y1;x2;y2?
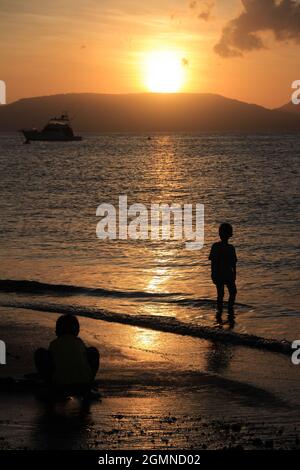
216;283;224;312
227;282;237;310
86;347;100;379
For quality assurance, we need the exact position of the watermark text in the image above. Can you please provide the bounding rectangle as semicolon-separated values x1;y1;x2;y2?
96;195;204;250
291;340;300;365
0;340;6;365
0;80;6;105
291;80;300;105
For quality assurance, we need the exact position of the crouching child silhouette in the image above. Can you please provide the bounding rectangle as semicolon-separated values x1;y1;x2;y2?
34;314;100;397
209;223;237;321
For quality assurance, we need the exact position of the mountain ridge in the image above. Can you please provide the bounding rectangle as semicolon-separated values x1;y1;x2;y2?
0;92;299;132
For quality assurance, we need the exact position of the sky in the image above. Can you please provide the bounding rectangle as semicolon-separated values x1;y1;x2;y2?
0;0;299;107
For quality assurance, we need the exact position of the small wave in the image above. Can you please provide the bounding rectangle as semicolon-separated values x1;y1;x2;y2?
0;279;184;299
0;299;291;356
142;297;251;309
0;279;250;309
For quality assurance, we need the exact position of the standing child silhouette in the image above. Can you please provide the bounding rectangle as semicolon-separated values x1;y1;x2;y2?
209;223;237;316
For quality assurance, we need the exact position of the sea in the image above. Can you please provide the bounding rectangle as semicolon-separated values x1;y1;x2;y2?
0;132;299;345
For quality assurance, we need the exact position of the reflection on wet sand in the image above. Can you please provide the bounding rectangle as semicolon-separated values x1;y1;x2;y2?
31;398;92;450
206;342;233;375
215;309;236;330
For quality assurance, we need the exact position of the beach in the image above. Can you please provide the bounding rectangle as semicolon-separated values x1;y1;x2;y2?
0;305;299;450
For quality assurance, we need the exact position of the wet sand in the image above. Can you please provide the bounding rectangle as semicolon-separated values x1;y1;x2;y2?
0;306;299;450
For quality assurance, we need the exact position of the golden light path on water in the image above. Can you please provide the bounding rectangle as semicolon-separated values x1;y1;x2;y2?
147;265;170;293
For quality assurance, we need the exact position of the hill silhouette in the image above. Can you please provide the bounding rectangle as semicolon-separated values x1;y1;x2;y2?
277;102;300;115
0;93;299;132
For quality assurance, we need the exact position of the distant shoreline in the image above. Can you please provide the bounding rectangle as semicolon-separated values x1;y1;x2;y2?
0;92;299;133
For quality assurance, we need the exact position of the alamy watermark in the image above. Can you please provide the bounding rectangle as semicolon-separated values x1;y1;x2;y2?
291;340;300;365
0;80;6;105
96;195;204;250
0;340;6;365
291;80;300;105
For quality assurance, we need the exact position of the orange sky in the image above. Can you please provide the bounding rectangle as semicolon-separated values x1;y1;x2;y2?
0;0;299;107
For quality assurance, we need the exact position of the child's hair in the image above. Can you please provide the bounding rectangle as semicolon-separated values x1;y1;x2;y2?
55;314;80;337
219;223;233;240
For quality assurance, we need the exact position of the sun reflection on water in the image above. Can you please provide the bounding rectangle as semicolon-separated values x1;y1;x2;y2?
147;265;170;293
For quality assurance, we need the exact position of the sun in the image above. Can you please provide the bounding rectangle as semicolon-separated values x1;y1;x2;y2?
144;50;186;93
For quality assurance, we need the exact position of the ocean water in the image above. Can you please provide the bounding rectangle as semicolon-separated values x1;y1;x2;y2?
0;132;299;343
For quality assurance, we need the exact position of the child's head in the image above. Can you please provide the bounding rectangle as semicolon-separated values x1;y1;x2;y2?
219;223;233;241
55;314;80;337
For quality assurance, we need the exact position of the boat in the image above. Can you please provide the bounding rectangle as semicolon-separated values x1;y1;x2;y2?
21;112;82;142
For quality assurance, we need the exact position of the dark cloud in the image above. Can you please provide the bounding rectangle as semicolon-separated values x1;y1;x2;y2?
215;0;300;57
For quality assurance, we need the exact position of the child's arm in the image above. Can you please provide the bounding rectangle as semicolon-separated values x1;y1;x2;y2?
233;247;237;280
233;264;236;280
209;244;219;283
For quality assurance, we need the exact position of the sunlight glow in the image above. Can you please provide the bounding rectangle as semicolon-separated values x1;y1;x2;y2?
145;50;185;93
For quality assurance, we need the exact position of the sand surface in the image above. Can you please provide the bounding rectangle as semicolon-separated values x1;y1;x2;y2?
0;306;299;450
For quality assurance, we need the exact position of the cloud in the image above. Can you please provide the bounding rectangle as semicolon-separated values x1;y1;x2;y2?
198;9;212;21
214;0;300;57
189;0;214;21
